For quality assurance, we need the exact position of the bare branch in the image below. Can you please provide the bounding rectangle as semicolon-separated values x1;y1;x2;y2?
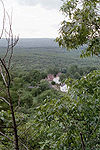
0;126;13;128
0;0;5;38
0;131;13;143
80;132;86;150
0;65;8;86
0;96;10;105
19;140;29;150
1;9;19;69
0;1;20;149
17;116;25;127
0;58;11;88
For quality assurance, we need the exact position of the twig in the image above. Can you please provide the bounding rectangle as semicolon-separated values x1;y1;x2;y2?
0;131;13;142
17;116;25;127
19;139;29;150
14;93;21;112
0;0;5;38
0;58;11;88
92;113;100;134
0;97;10;105
80;132;86;150
0;65;8;87
0;141;9;150
0;126;13;128
19;125;33;137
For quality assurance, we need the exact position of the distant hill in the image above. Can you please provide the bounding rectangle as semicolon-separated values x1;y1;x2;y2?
0;38;59;48
0;38;100;71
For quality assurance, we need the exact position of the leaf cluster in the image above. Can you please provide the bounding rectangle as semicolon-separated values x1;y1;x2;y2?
56;0;100;57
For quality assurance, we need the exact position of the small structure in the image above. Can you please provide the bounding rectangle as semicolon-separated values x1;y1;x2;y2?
46;74;54;82
53;72;62;84
53;76;61;84
60;83;69;93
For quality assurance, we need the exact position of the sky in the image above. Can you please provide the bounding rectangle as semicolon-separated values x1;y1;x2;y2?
0;0;64;38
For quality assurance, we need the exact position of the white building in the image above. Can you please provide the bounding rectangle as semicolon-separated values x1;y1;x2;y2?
60;84;69;93
53;76;61;84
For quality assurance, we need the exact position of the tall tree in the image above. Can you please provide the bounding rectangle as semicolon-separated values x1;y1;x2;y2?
56;0;100;57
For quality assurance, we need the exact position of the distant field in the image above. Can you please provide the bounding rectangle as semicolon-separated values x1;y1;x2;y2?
0;38;100;71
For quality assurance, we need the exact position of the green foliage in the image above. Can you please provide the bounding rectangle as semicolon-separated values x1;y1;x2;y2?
68;70;100;149
0;109;28;149
51;81;55;85
20;91;33;107
7;70;49;108
1;46;100;72
47;67;60;76
60;73;67;82
0;110;15;149
56;0;100;57
39;80;50;92
60;65;97;80
74;72;81;79
35;89;62;103
22;71;100;149
22;70;43;84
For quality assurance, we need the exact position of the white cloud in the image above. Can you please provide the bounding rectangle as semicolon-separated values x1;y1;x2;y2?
0;0;63;38
16;0;62;9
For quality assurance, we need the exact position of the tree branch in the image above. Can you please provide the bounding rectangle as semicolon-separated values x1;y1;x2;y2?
0;131;13;143
0;97;10;105
0;0;5;39
80;132;86;150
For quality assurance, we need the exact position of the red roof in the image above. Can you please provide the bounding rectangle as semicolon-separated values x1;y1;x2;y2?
47;74;54;81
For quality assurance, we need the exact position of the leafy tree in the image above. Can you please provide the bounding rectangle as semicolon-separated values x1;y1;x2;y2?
41;72;47;79
68;65;78;74
61;67;67;74
20;91;33;107
22;71;100;150
74;72;81;79
31;88;40;97
60;73;67;82
39;80;50;92
47;67;60;76
56;0;100;57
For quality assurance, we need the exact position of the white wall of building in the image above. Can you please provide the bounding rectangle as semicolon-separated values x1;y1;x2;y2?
60;84;69;93
53;76;61;84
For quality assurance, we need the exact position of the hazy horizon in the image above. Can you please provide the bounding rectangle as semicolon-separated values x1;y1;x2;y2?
0;38;59;48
